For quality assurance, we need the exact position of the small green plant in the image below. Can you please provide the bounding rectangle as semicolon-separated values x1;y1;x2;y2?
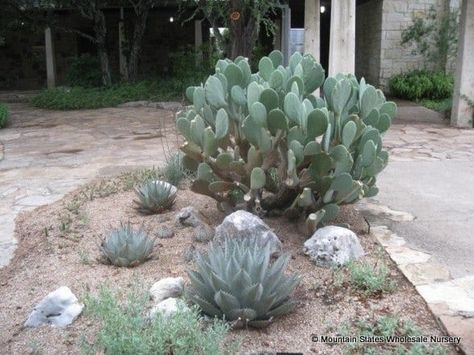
0;103;8;128
161;152;191;187
78;250;92;265
82;285;236;355
134;180;177;214
389;70;453;101
100;223;154;267
339;315;447;354
187;237;300;328
58;213;73;234
347;260;396;296
121;167;161;191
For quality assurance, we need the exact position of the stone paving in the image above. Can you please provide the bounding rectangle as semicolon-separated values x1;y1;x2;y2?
356;104;474;354
0;103;178;267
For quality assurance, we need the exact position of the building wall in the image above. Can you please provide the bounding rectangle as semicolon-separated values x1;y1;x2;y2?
355;0;383;87
356;0;459;92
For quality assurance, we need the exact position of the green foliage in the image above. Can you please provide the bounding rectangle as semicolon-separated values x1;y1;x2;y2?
134;180;177;214
31;80;184;110
419;97;452;114
346;260;396;296
82;285;235;355
389;70;453;101
339;315;447;354
161;153;192;187
66;54;102;88
0;103;8;128
187;237;300;328
169;45;219;85
100;223;154;267
401;6;458;70
178;50;395;229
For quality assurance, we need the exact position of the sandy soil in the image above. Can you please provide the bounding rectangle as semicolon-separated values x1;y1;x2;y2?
0;178;454;355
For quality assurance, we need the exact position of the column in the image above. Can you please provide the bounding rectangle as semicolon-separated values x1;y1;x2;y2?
195;20;203;65
328;0;356;76
451;0;474;128
44;27;56;89
281;5;291;65
304;0;320;61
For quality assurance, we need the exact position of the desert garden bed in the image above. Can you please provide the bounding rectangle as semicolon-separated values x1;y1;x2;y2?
0;172;454;354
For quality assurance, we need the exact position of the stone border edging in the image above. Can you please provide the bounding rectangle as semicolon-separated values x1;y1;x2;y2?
356;201;474;354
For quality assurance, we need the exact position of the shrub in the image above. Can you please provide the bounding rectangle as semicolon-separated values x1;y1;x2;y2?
0;103;8;128
346;261;396;296
177;50;395;231
389;70;453;101
83;285;235;355
187;237;300;328
134;180;177;214
66;54;103;88
100;223;154;267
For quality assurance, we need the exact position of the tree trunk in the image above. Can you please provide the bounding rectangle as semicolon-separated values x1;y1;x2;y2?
228;0;259;59
93;9;112;86
126;6;149;82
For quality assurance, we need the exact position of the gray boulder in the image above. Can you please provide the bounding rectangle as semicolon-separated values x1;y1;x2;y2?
214;210;282;255
24;286;83;328
303;226;364;268
175;206;207;228
149;277;184;303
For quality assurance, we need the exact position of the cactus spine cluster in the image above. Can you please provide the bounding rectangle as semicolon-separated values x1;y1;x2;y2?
177;50;396;232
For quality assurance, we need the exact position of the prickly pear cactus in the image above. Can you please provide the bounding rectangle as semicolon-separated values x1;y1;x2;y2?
176;50;396;233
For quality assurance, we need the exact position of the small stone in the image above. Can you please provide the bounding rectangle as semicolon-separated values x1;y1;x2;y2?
214;210;282;256
25;286;83;328
194;224;215;242
303;226;364;268
176;206;207;228
149;277;184;303
117;100;149;108
148;298;188;319
156;226;174;239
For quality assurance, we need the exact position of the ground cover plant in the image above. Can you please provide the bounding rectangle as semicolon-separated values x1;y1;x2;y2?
178;50;396;233
82;285;235;354
30;79;194;110
389;70;454;114
0;102;8;128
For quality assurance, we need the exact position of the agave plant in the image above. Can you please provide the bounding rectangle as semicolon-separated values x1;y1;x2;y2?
187;237;300;328
134;180;177;214
100;222;154;267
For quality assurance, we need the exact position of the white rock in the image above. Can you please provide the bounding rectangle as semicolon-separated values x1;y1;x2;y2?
24;286;83;328
148;298;188;319
303;226;364;268
149;277;184;303
214;210;282;255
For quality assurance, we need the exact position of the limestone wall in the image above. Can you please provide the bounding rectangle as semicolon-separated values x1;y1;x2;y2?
355;0;383;87
356;0;459;93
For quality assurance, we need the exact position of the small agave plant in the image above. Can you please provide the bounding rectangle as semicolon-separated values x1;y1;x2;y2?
100;222;154;267
134;180;177;214
187;237;300;328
